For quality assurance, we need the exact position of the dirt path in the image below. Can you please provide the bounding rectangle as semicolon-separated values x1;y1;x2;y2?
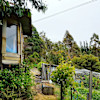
34;93;57;100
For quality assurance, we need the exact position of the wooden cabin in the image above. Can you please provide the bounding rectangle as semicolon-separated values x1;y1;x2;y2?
0;11;32;68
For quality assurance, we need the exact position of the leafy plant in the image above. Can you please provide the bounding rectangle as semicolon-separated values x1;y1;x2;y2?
51;61;75;99
0;64;34;99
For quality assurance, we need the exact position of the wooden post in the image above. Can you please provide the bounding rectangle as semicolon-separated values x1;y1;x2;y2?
89;71;92;100
61;81;63;100
61;81;64;100
0;13;3;70
71;88;72;100
20;23;22;64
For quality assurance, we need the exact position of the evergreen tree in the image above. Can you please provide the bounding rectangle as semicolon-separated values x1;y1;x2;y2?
90;33;100;57
80;41;91;55
63;30;80;58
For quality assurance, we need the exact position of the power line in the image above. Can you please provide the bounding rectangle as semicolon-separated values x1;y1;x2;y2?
33;0;98;23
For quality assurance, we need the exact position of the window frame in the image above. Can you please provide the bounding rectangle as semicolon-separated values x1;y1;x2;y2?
2;18;23;64
6;23;18;54
2;19;21;58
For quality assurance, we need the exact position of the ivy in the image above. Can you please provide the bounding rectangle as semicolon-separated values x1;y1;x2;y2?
0;0;46;18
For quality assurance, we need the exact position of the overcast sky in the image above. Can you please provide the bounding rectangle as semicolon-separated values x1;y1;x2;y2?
30;0;100;46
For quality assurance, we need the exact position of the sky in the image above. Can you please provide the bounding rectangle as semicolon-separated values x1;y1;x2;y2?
30;0;100;46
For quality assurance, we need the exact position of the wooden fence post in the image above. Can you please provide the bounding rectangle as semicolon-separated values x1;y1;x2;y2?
71;87;72;100
0;13;3;70
60;81;64;100
89;71;92;100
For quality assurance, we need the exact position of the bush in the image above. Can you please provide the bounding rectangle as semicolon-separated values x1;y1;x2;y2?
51;61;75;99
0;65;34;100
92;90;100;100
37;61;47;71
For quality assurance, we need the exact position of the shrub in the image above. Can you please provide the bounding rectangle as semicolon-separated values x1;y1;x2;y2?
51;61;75;99
0;65;34;100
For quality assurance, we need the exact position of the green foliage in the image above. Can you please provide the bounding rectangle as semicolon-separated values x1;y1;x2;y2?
63;30;74;47
72;54;100;72
51;62;75;95
37;61;47;71
63;30;80;58
76;87;100;100
80;41;91;55
54;82;100;100
0;65;34;99
25;29;80;65
90;33;100;56
80;75;100;90
92;76;100;89
80;75;89;88
46;51;63;65
29;52;40;64
0;0;46;18
92;89;100;100
24;27;46;62
80;33;100;58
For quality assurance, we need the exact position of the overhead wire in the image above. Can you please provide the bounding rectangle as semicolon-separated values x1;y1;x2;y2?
33;0;98;23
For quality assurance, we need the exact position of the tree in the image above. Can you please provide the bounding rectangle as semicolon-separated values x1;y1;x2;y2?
71;41;80;57
80;41;91;55
63;31;74;51
80;33;100;58
72;54;100;100
40;32;53;52
0;0;46;18
63;30;80;58
90;33;100;57
51;62;75;100
72;54;100;72
24;25;46;63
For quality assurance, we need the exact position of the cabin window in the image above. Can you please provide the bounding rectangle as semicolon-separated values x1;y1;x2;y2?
6;24;17;53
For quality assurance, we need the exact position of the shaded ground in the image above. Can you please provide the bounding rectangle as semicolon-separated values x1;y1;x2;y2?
31;68;60;100
33;83;59;100
34;93;57;100
34;83;59;100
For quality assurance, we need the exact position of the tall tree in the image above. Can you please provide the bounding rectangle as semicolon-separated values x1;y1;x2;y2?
63;30;80;58
71;41;80;57
90;33;100;57
80;41;91;55
63;30;74;49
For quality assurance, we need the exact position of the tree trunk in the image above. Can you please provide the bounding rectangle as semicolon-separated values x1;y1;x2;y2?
89;71;92;100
